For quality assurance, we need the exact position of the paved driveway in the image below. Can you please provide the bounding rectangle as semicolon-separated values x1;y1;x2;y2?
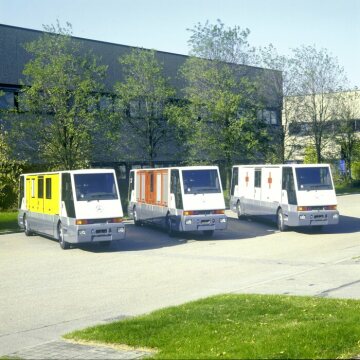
0;194;359;356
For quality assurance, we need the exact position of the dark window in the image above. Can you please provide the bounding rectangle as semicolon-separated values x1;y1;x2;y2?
61;173;76;218
128;171;134;201
295;167;333;191
74;173;118;201
38;177;44;199
282;167;297;205
182;169;221;194
19;176;24;208
254;169;261;188
150;173;154;192
231;167;239;196
170;169;183;209
46;178;52;199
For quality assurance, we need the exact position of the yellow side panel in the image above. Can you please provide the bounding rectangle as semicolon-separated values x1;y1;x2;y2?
26;176;38;212
44;174;60;215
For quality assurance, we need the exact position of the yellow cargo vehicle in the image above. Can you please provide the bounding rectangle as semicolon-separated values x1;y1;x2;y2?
18;169;125;249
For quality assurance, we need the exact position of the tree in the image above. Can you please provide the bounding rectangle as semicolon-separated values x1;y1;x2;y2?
334;91;360;180
13;21;107;169
170;56;269;188
255;44;298;162
113;48;176;166
187;19;256;65
289;45;348;163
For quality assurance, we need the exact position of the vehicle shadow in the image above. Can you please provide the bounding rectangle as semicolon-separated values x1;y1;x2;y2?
78;218;276;253
293;214;360;235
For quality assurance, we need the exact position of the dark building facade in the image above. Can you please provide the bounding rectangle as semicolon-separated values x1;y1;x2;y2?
0;24;283;181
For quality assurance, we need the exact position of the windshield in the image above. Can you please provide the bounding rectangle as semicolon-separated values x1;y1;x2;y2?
74;173;118;201
182;169;221;194
295;167;333;191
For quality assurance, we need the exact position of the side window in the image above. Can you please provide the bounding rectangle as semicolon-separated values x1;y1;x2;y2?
282;167;297;205
231;167;239;196
150;173;154;193
46;178;52;199
128;171;134;201
19;176;24;208
170;170;183;209
38;177;44;199
254;169;261;188
31;179;35;198
61;173;76;218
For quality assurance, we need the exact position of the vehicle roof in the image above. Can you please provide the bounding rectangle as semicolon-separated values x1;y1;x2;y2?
21;168;116;176
232;164;331;168
130;165;220;171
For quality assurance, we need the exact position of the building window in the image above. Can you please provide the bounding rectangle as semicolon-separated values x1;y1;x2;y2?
0;90;15;110
257;109;277;125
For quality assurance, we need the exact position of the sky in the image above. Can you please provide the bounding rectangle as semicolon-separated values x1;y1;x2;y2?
0;0;359;88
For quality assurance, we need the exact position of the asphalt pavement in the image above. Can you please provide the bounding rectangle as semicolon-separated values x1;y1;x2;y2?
0;194;359;358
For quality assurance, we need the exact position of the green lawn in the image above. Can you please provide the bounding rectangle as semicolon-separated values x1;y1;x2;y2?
0;211;20;233
335;183;360;195
65;294;360;359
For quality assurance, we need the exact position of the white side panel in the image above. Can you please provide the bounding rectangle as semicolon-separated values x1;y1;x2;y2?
261;167;281;203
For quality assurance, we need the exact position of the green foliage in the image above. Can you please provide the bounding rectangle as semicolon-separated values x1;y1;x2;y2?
187;19;255;65
13;21;107;170
66;294;360;359
0;125;25;209
352;161;360;180
168;56;270;184
303;145;317;164
113;49;176;165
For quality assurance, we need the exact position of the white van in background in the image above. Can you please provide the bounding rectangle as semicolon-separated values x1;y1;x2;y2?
229;164;339;231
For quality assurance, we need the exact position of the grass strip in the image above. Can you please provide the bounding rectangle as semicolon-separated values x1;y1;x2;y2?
65;294;360;359
0;211;19;233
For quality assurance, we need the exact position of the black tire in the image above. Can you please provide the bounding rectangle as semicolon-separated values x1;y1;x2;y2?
236;201;243;219
166;215;175;237
133;207;141;226
203;230;214;236
277;208;288;232
24;215;32;236
58;223;70;250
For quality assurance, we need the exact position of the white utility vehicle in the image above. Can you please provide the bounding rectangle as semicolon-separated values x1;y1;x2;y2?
229;164;339;231
128;166;227;235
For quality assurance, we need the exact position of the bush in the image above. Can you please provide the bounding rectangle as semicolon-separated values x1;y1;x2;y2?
351;161;360;180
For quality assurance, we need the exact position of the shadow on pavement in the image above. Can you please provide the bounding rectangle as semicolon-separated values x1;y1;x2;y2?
78;218;276;253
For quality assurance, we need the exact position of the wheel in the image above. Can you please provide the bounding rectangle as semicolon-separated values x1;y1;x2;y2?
236;201;243;219
24;215;32;236
203;230;214;236
166;215;175;237
277;208;288;232
133;207;141;226
58;223;70;250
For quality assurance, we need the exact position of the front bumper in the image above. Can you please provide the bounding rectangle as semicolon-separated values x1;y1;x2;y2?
71;223;126;243
179;214;228;232
286;210;339;227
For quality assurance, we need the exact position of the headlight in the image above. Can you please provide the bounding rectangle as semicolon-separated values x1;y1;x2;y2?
220;218;227;223
299;215;306;220
117;227;125;233
78;230;86;236
185;219;192;225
